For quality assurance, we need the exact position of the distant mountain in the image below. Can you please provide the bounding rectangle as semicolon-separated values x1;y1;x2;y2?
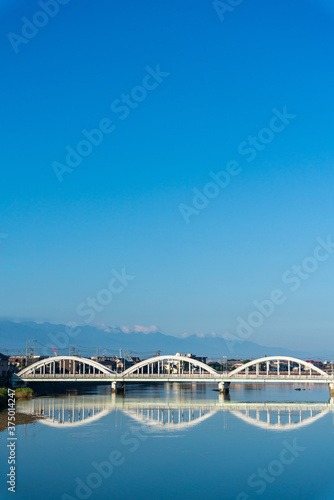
0;320;330;360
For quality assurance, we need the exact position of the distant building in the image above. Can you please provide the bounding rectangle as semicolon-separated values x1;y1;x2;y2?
91;355;140;372
9;355;48;370
116;358;135;372
96;359;117;371
0;353;9;381
231;362;244;369
131;357;141;364
26;356;48;367
306;360;325;369
176;353;208;364
9;355;25;367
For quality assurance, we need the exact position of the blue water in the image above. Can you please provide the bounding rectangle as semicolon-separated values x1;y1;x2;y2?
1;383;333;500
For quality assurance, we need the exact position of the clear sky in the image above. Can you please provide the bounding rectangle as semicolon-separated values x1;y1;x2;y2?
1;0;334;351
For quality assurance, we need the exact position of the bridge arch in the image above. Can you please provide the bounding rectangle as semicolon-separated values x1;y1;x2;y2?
121;355;219;377
231;407;329;431
124;406;217;431
17;396;113;427
228;356;329;378
17;355;116;378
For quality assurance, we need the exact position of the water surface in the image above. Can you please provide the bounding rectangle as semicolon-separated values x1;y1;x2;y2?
1;383;333;500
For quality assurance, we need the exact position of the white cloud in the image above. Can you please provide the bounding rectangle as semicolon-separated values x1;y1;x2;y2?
181;331;218;339
195;332;205;338
120;325;158;335
94;323;111;332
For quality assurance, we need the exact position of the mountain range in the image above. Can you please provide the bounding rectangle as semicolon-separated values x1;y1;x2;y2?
0;320;331;360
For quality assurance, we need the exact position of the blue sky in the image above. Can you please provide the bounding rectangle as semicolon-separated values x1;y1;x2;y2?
1;0;334;351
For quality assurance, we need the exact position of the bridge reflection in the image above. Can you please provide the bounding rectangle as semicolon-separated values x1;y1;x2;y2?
17;394;334;431
123;406;216;430
230;406;330;431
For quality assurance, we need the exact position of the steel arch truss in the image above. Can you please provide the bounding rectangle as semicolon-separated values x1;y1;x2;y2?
121;355;219;378
228;356;329;379
17;355;116;378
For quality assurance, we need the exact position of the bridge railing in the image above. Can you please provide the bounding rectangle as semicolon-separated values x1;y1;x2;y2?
20;373;116;379
123;373;219;378
229;373;328;379
19;371;330;381
21;372;223;380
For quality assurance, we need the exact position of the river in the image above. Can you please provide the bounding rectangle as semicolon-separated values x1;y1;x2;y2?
0;383;333;500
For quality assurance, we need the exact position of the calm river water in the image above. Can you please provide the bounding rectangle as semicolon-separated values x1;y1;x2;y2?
1;383;333;500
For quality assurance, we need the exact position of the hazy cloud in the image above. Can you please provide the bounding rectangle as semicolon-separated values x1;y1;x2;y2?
120;325;159;335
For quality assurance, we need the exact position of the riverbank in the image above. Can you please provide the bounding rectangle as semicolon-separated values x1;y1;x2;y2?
0;387;34;409
0;410;43;433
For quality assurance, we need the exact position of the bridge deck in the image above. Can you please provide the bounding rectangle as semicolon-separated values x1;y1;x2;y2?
20;373;333;385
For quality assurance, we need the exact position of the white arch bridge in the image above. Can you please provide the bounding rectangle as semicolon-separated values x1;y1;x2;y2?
17;354;334;396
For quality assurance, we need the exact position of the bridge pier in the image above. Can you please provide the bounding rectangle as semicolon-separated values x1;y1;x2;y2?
111;382;125;394
328;382;334;398
219;392;230;402
218;382;230;394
